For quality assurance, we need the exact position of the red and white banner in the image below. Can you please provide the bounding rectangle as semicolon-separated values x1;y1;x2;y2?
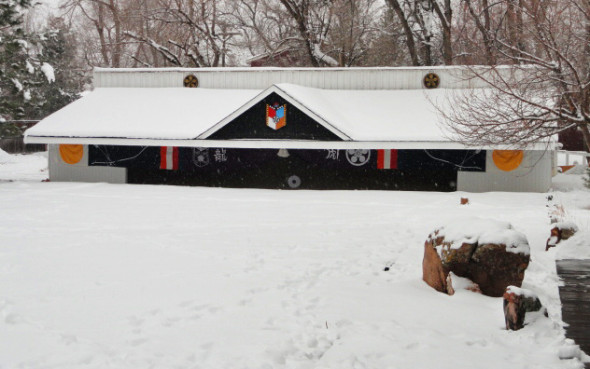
377;149;398;169
160;146;179;170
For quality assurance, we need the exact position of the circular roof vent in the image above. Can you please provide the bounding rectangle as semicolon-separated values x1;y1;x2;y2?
183;74;199;88
423;73;440;89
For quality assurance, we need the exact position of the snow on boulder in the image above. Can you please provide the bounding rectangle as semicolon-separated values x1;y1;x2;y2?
446;272;481;296
423;218;530;297
435;218;530;255
503;286;544;331
545;222;578;251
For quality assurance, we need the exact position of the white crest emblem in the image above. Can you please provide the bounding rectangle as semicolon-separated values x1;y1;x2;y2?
192;147;210;167
346;149;370;166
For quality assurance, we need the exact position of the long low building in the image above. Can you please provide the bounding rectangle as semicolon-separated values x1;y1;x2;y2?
25;67;554;192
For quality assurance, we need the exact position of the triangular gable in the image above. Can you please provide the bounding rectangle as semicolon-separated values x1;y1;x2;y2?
198;85;351;141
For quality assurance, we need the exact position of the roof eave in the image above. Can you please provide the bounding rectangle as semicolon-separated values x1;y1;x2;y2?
24;135;555;151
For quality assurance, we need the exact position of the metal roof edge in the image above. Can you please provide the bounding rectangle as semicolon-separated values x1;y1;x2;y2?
92;65;519;74
24;135;553;151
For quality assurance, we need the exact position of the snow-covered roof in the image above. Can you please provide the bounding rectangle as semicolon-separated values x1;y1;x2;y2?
25;81;551;150
198;83;455;142
26;88;259;140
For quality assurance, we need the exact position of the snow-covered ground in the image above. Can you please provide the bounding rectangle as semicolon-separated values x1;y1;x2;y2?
1;150;589;369
0;149;47;182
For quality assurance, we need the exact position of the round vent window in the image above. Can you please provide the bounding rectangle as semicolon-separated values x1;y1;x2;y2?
183;74;199;88
423;73;440;89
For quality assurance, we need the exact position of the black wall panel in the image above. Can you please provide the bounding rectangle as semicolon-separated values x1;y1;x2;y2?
89;145;486;191
207;92;343;141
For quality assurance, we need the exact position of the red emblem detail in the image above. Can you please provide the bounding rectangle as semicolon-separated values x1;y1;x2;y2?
266;103;287;130
160;146;179;170
377;149;398;169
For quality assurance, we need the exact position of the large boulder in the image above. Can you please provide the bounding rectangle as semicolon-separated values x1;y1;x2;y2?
422;234;449;294
423;218;530;297
471;243;530;297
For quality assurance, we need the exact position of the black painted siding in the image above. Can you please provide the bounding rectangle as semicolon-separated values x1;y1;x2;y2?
207;92;343;141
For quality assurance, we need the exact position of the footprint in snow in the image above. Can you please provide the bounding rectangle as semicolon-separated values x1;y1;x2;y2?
4;313;23;325
127;316;144;327
128;338;149;347
162;317;181;327
60;334;78;345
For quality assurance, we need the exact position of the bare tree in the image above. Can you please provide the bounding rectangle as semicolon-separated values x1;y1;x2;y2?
440;0;590;150
383;0;453;66
329;0;381;66
232;0;381;67
125;0;241;67
61;0;129;67
454;0;499;65
227;0;300;65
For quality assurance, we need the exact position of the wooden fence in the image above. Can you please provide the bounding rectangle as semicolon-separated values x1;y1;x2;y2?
0;121;45;153
557;150;590;166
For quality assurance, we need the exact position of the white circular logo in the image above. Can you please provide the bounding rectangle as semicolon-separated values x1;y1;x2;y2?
192;147;210;167
346;149;371;166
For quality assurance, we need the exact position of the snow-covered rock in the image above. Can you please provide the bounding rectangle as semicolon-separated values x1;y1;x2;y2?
503;286;543;331
424;219;530;297
435;217;530;255
546;222;578;251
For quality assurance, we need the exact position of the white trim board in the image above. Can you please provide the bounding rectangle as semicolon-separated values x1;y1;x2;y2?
25;135;554;151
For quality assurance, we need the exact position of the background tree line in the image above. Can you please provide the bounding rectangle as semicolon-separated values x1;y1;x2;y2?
56;0;571;69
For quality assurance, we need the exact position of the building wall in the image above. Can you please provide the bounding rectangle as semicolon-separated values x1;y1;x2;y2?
48;144;127;184
93;66;518;91
47;144;552;192
457;150;552;193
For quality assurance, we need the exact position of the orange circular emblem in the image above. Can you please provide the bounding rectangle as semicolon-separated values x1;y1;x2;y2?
492;150;524;172
59;144;84;165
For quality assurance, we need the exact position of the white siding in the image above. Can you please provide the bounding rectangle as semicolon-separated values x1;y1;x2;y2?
457;150;552;193
94;66;515;90
48;145;127;184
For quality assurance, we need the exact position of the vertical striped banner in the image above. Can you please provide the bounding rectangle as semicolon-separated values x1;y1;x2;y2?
377;149;398;169
160;146;179;170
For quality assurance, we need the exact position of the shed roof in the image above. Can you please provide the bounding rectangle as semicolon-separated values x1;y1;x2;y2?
24;66;553;150
26;88;259;140
25;83;470;147
25;83;553;150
